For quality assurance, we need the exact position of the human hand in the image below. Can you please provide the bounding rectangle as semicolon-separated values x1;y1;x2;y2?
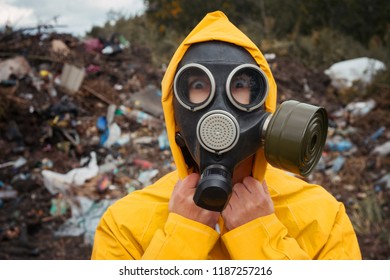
169;173;220;228
222;177;274;231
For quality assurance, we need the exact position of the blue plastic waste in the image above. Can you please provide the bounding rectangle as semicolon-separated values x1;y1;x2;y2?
327;140;353;152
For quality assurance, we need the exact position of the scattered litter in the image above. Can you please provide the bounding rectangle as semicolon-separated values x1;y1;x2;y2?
264;53;276;61
41;152;99;194
376;173;390;190
119;105;163;129
98;154;124;174
345;99;376;117
371;141;390;157
51;39;70;56
60;64;85;93
132;158;153;169
365;126;386;144
96;175;111;194
332;155;346;173
128;85;164;117
103;122;121;148
324;57;386;90
137;169;159;187
49;196;68;216
158;129;169;150
326;139;354;152
0;56;32;81
54;196;117;245
0;189;18;199
0;157;27;169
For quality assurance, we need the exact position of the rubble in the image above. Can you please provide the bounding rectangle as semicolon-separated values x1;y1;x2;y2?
0;30;389;260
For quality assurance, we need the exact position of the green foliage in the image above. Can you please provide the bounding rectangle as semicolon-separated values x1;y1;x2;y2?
86;0;390;68
143;0;390;46
144;0;240;35
291;28;368;68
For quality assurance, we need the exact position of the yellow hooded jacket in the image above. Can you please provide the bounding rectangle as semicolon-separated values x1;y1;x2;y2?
91;11;361;260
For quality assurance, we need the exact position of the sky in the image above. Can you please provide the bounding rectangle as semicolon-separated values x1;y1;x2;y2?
0;0;146;36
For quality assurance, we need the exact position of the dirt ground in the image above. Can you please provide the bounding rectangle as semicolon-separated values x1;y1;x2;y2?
0;32;389;260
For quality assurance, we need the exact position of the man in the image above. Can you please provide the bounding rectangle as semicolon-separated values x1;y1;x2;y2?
91;11;361;260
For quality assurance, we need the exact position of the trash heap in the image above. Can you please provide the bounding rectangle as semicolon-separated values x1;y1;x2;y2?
0;30;389;259
0;30;171;259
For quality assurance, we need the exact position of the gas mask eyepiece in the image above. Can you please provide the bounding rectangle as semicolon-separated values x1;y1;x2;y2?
174;63;269;112
226;64;268;111
174;63;216;111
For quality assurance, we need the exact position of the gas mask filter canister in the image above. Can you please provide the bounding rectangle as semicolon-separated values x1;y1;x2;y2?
173;42;328;212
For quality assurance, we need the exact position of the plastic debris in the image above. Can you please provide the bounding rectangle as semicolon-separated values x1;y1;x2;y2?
119;105;163;129
376;173;390;190
133;158;153;169
365;126;386;144
98;154;124;174
41;151;99;195
128;85;164;118
264;53;276;61
326;139;354;152
40;158;54;169
0;56;32;81
83;38;104;53
0;157;27;169
103;122;121;148
86;64;101;74
158;129;169;150
96;175;111;193
371;141;390;157
324;57;386;90
0;189;18;199
101;33;130;55
345;99;376;117
51;39;70;56
54;196;117;245
60;64;85;93
332;155;346;173
49;196;68;216
137;169;159;187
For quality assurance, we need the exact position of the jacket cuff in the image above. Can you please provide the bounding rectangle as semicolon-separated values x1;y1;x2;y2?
143;213;219;259
221;213;296;259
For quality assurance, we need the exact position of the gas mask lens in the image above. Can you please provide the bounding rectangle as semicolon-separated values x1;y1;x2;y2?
174;63;269;112
174;63;215;111
227;64;269;111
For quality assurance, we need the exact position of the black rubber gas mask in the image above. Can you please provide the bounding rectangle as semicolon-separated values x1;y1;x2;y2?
174;42;328;212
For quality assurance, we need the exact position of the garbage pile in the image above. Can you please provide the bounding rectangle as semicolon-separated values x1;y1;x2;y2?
0;30;389;259
0;30;170;259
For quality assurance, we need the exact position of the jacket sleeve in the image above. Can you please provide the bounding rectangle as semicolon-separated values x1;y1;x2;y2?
221;214;311;259
142;213;219;259
91;209;139;259
91;210;219;260
315;203;361;259
221;204;361;260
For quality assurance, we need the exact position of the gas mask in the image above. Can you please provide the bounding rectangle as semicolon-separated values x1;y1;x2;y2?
173;42;328;212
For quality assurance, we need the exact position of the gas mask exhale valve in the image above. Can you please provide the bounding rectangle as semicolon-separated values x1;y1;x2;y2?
173;42;328;212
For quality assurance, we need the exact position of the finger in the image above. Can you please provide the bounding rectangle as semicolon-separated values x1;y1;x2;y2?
180;173;200;190
262;180;270;194
243;176;263;194
232;182;245;199
233;189;239;199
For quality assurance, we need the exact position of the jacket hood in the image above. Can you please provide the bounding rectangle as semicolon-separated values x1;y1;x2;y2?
161;11;277;181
